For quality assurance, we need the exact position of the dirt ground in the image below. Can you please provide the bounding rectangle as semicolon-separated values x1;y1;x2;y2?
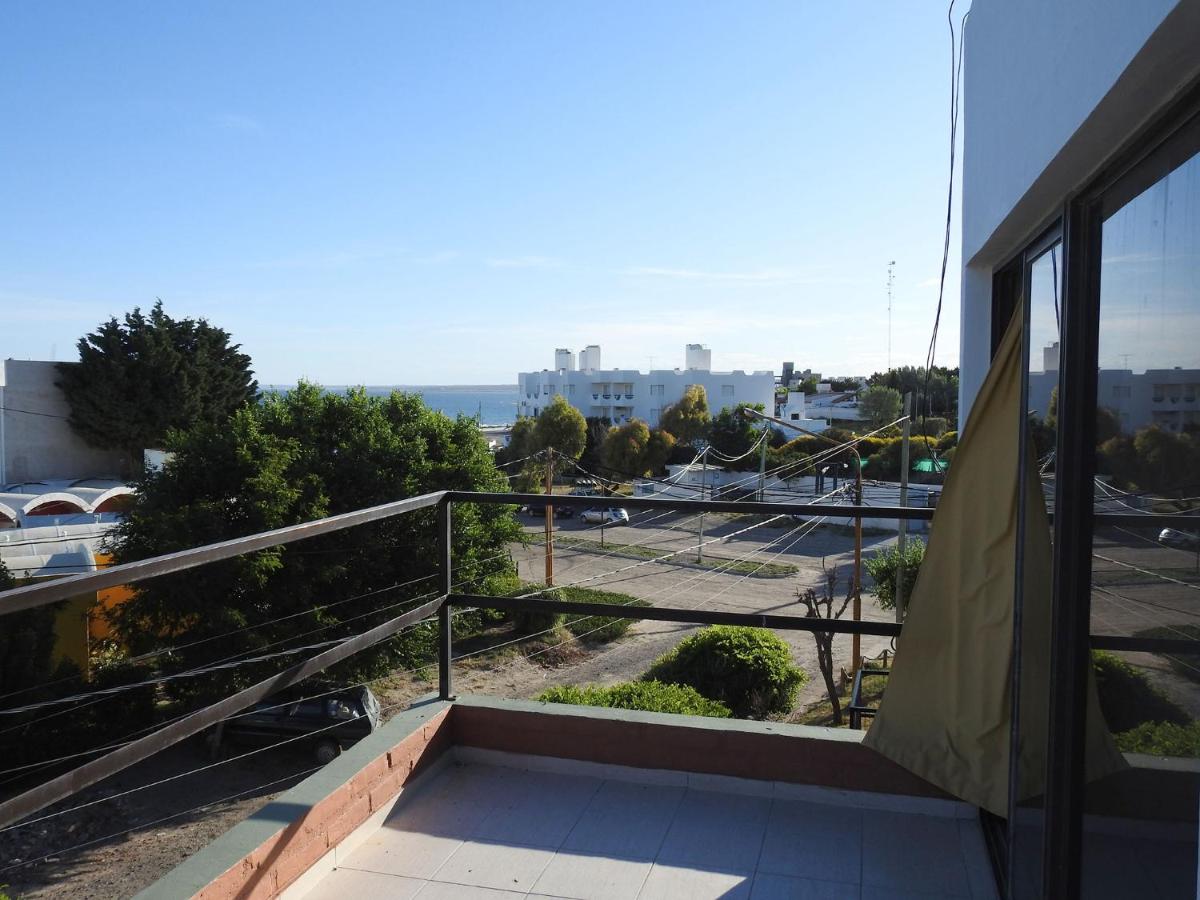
2;514;900;898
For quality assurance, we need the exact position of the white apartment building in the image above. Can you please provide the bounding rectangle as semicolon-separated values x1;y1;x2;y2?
517;344;774;425
1027;341;1200;434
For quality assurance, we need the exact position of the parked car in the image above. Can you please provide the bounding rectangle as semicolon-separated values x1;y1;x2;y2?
580;507;630;525
1158;527;1200;550
209;684;381;764
523;502;575;518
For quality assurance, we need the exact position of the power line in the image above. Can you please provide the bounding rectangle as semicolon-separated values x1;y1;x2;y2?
0;405;70;421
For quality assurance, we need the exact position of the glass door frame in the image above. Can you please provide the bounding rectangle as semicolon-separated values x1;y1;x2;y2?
984;80;1200;899
1048;83;1200;899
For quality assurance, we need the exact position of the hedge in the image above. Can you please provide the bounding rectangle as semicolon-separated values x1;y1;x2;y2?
1115;720;1200;757
1093;650;1189;732
538;681;731;718
644;625;806;718
512;584;649;642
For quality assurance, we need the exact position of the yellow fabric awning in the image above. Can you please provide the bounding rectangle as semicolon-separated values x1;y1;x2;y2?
864;308;1125;815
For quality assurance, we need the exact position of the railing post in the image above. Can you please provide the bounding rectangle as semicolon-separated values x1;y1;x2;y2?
438;499;454;701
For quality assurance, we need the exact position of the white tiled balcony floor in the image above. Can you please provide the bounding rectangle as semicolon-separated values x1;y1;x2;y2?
296;758;999;900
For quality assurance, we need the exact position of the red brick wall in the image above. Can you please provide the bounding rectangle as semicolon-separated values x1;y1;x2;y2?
451;704;954;799
195;707;451;900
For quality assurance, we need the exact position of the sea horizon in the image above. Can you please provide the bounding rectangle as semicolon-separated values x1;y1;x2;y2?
262;384;521;425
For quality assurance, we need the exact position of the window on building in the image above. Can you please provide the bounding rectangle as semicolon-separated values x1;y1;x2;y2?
722;385;734;397
1111;385;1131;399
650;384;665;396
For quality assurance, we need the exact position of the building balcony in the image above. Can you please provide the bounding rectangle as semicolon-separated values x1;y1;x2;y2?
142;695;1003;900
4;490;1197;900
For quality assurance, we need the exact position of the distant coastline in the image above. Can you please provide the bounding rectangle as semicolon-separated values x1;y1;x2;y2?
263;384;518;392
262;384;520;425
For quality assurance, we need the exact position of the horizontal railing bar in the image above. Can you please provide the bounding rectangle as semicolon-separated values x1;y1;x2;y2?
0;490;448;616
1089;634;1200;653
448;593;904;636
0;596;445;830
444;491;937;520
1093;512;1200;527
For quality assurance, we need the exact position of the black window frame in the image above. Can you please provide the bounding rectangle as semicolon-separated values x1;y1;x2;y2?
987;76;1200;900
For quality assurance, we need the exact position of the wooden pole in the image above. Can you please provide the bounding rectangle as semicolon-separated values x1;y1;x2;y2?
852;453;863;672
757;429;768;501
896;393;913;623
697;447;708;563
544;447;555;587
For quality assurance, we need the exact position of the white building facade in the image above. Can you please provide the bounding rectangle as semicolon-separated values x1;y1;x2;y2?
517;345;774;425
953;3;1200;893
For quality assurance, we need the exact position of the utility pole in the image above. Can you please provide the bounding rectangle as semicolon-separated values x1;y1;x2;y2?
895;393;913;623
544;447;555;587
852;454;864;672
697;447;708;563
887;260;896;371
757;429;768;501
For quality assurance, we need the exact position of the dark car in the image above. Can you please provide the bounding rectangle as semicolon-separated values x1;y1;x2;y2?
523;502;575;518
209;684;381;764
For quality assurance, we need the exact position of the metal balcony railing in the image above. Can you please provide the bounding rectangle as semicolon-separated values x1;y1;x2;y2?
2;490;1198;832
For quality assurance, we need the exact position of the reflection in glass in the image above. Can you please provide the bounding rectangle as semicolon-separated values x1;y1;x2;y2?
1010;243;1062;899
1085;148;1199;898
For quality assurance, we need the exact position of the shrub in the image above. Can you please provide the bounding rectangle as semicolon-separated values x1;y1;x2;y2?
854;436;890;458
644;626;806;718
1115;720;1200;757
865;436;937;481
864;539;925;612
511;584;648;642
1093;651;1189;733
557;586;649;642
538;681;731;717
936;430;958;451
914;416;949;438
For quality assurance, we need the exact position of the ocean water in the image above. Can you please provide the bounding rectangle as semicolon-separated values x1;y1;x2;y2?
386;386;520;425
265;385;520;425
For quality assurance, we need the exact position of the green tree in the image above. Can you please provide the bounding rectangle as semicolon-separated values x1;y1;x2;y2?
499;417;537;467
796;376;820;394
1135;426;1200;494
864;539;926;612
867;365;959;422
643;428;676;475
533;395;587;461
859;385;903;429
108;384;522;694
603;420;651;476
56;300;258;471
660;385;711;446
708;404;765;469
578;416;613;474
0;561;60;696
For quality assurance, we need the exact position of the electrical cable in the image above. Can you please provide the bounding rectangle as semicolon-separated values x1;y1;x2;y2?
0;765;323;877
920;0;969;463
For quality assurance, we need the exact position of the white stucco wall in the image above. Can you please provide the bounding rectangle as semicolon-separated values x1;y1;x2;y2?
517;367;775;425
0;360;129;483
957;0;1200;429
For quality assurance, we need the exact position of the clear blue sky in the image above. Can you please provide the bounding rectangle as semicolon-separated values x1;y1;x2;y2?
1;2;962;385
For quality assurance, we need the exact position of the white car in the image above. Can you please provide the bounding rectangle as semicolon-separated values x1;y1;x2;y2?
1158;527;1200;550
580;507;630;525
